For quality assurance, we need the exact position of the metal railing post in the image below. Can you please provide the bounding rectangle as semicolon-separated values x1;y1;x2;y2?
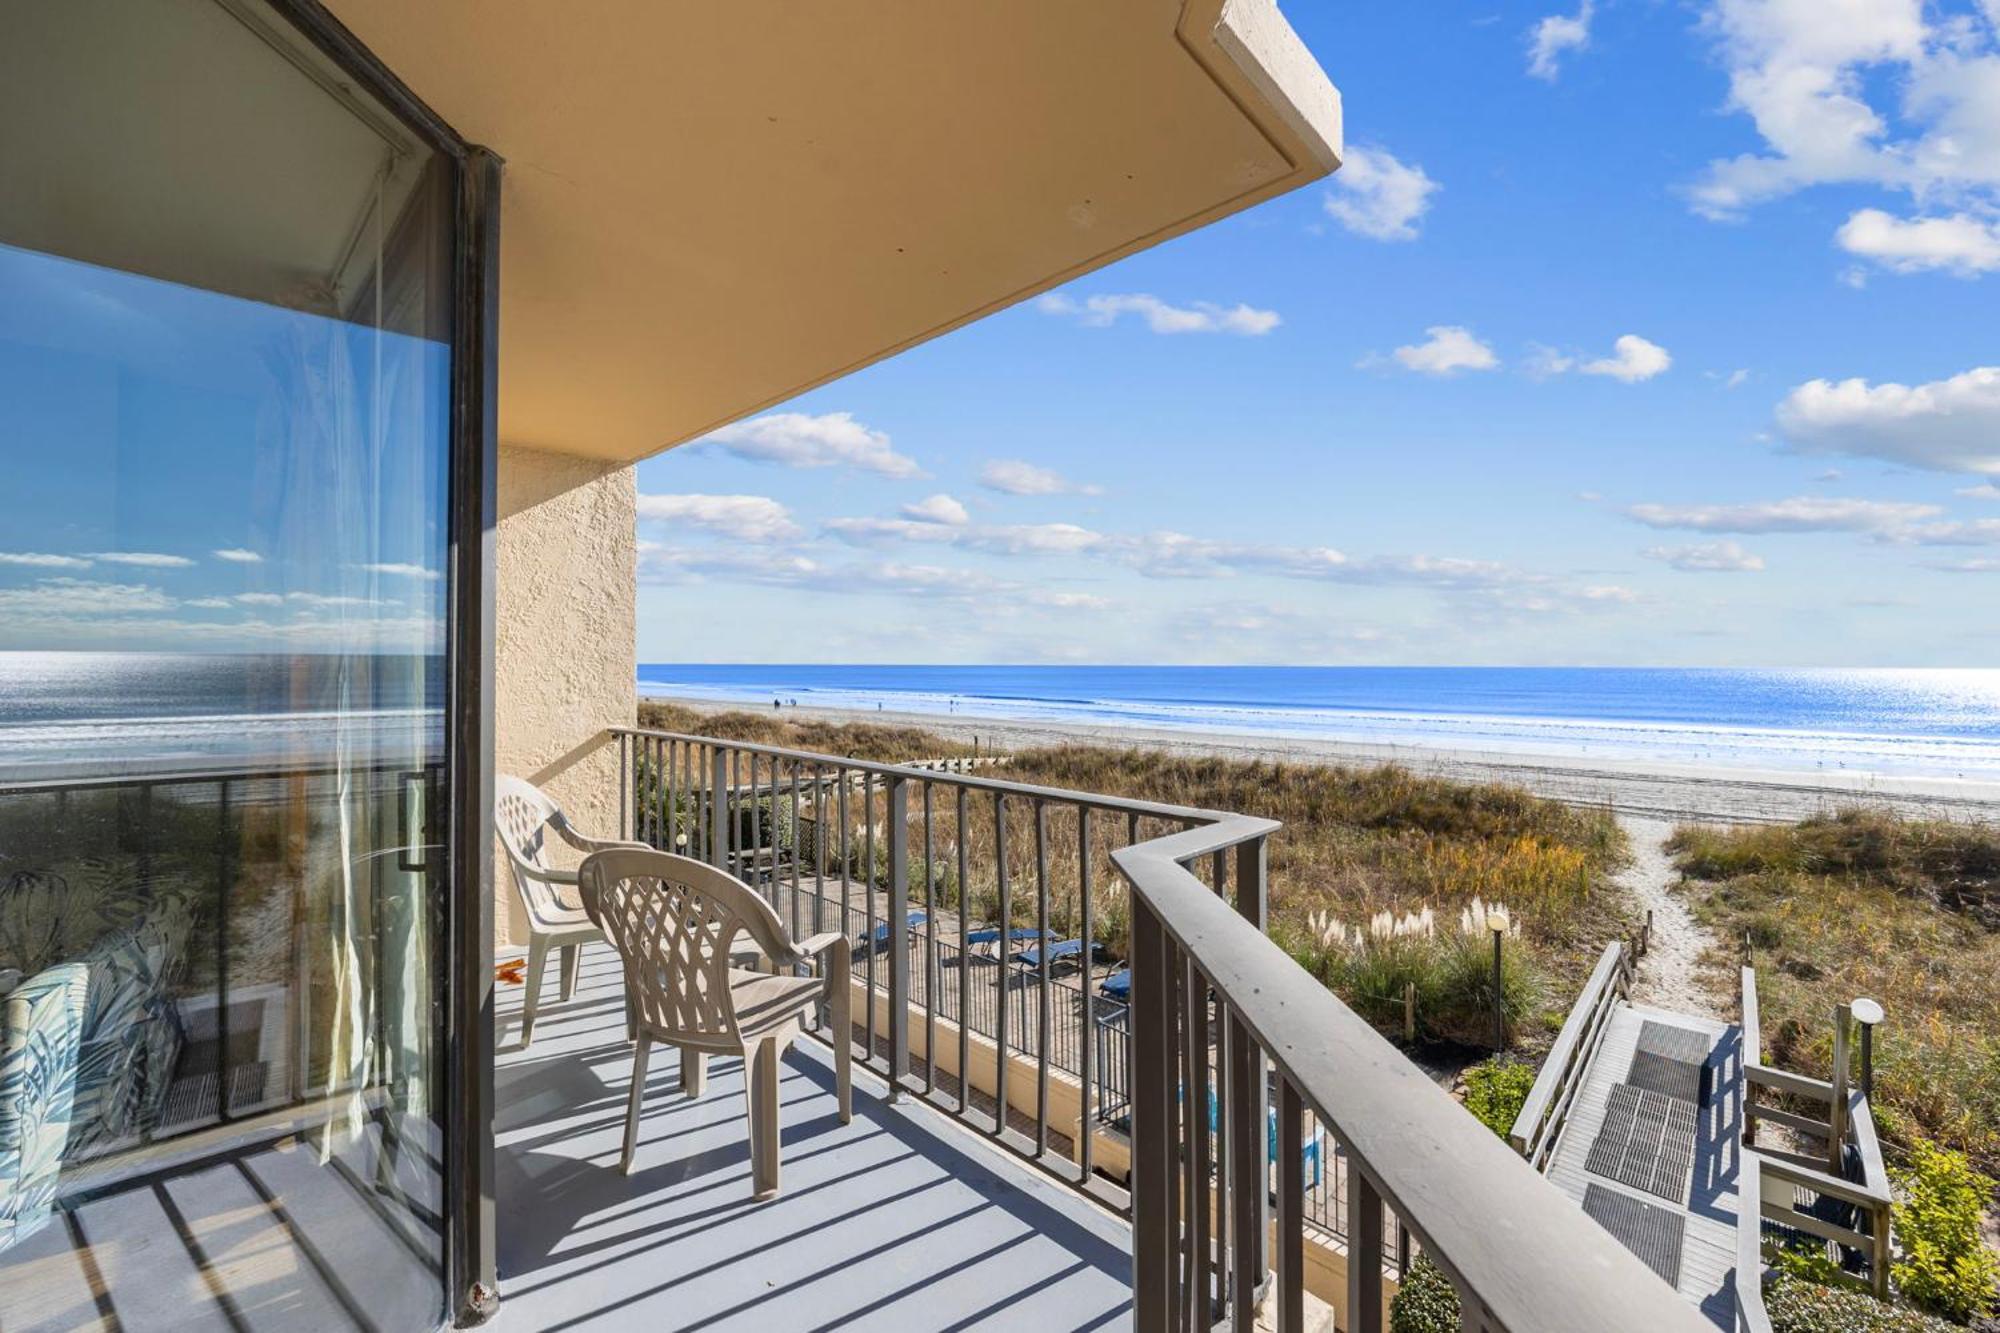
708;748;729;871
1130;900;1175;1332
1348;1165;1385;1333
1235;836;1271;1286
886;774;911;1095
1830;1003;1851;1174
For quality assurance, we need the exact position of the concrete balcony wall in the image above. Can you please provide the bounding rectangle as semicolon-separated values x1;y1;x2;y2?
494;443;637;946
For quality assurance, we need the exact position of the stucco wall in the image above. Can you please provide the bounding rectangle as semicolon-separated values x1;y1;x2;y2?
494;443;636;948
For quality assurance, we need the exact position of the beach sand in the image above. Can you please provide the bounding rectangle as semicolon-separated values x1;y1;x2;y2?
647;694;2000;826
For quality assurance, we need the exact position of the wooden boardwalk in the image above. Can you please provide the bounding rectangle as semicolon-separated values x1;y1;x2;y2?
1544;1002;1748;1330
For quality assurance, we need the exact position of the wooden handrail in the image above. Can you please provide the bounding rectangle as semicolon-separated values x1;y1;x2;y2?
1739;964;1895;1305
1511;941;1626;1166
1115;830;1712;1333
1735;1152;1775;1333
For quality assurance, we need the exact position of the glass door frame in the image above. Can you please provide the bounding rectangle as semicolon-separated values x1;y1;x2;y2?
258;4;500;1324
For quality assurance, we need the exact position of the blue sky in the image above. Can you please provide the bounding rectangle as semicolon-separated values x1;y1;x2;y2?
0;243;448;654
4;2;1997;668
637;0;2000;668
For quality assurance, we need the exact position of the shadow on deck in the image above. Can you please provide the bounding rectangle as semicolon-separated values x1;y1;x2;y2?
493;946;1135;1331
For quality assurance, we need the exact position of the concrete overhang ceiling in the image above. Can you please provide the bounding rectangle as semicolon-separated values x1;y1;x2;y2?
325;0;1343;464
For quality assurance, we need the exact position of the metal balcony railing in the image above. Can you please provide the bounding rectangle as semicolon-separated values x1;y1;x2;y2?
610;727;1713;1332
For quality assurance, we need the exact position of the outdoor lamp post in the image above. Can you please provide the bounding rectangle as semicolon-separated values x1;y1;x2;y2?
1852;997;1884;1100
1488;912;1508;1053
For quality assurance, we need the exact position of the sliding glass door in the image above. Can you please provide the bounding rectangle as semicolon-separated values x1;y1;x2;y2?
0;2;484;1327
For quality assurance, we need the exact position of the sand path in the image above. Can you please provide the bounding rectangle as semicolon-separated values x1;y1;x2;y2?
1617;817;1725;1020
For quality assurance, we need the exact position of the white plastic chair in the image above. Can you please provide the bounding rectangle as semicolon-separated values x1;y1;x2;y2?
577;847;851;1199
494;774;644;1046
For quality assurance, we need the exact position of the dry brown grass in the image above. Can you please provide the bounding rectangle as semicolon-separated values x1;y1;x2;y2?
1670;809;2000;1174
640;701;1633;1050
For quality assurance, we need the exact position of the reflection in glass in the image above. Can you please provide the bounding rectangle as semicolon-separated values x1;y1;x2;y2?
0;1;452;1325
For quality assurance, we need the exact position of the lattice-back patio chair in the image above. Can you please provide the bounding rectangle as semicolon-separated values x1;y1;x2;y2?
577;847;852;1199
494;775;646;1046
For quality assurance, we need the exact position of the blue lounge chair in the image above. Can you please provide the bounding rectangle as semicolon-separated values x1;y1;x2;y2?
963;926;1050;949
1010;938;1112;971
855;911;927;956
1098;968;1131;1001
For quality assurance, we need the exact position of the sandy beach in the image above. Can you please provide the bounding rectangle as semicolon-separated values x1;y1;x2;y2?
648;694;2000;826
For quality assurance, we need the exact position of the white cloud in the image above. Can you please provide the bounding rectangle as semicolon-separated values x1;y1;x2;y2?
184;597;234;609
0;577;175;616
699;411;922;478
1031;590;1113;611
86;552;193;568
822;517;960;547
1391;325;1498;376
636;493;803;543
1036;293;1280;336
212;548;262;564
279;592;373;609
1643;540;1768;571
1173;603;1392;661
1525;344;1576;378
357;562;442;581
1580;334;1673;382
901;494;969;526
1775;366;2000;474
1686;0;2000;233
1724;369;1751;389
1836;208;2000;276
1928;557;2000;571
0;552;92;569
978;460;1101;497
638;544;1035;604
1897;518;2000;546
1533;334;1673;382
960;523;1110;557
829;516;1112;559
1322;145;1439;241
235;592;285;606
1528;1;1595;81
1958;483;2000;499
1625;496;1942;533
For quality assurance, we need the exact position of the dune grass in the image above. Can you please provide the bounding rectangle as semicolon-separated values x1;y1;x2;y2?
638;701;1632;1051
1669;808;2000;1176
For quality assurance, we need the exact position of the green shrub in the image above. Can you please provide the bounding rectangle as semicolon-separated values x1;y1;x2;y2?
1765;1274;1956;1332
1770;1240;1848;1288
1425;932;1543;1047
1462;1058;1536;1139
1388;1253;1460;1333
1891;1139;2000;1323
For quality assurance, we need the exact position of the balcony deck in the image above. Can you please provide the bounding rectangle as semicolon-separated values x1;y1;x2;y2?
493;944;1135;1332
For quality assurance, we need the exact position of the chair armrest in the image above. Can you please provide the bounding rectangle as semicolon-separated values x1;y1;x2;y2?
780;931;851;979
792;932;845;960
550;810;649;856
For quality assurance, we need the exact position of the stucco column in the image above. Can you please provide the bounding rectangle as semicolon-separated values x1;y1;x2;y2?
494;443;637;948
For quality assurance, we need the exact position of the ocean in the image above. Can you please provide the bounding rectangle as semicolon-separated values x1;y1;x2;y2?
7;655;2000;783
638;664;2000;781
0;652;443;781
